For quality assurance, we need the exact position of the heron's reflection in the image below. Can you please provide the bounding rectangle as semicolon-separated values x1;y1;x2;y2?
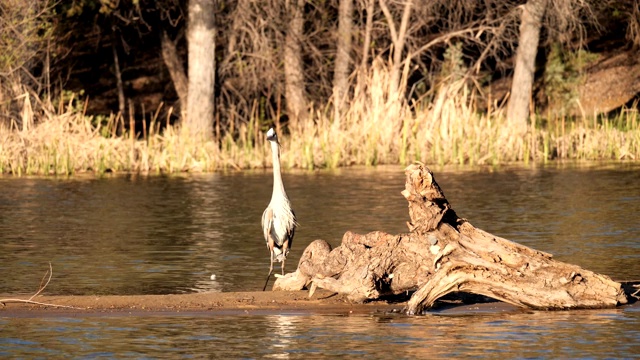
263;315;296;359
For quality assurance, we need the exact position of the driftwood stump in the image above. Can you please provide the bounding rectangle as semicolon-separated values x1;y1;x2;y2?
274;162;629;314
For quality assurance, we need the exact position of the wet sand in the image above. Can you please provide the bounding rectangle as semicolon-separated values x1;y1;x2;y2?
3;282;637;317
0;290;398;317
0;290;528;318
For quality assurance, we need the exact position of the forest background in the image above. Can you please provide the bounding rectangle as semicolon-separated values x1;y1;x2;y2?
1;0;639;175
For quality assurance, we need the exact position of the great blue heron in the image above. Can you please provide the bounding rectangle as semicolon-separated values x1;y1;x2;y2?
262;127;297;291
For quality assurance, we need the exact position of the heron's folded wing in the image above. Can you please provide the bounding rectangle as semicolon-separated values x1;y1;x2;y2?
262;207;274;244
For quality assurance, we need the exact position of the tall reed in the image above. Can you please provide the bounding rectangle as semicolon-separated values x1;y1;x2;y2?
1;64;639;175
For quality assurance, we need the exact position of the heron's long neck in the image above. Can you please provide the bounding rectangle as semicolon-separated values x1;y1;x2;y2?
271;141;287;199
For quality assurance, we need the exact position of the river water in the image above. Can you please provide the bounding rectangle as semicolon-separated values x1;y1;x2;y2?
1;163;639;358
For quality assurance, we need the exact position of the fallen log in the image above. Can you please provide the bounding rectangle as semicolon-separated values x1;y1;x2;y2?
274;162;629;314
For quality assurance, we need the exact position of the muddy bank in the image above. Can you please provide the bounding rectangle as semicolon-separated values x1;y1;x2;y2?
0;290;401;317
3;281;636;317
0;290;528;318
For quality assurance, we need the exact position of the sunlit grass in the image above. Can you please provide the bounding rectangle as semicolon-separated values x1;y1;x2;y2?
287;62;639;168
1;63;639;175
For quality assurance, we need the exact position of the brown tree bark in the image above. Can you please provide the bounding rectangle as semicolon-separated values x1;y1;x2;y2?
111;31;125;117
186;0;216;140
161;31;188;112
274;162;628;314
283;0;308;130
507;0;548;134
332;0;353;124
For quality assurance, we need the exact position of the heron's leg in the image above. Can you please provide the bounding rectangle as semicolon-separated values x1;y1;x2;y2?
281;240;289;276
263;251;274;291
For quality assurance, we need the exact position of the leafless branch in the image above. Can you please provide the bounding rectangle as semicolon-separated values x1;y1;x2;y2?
0;263;84;310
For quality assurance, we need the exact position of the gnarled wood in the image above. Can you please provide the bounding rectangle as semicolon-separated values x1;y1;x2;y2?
274;162;628;314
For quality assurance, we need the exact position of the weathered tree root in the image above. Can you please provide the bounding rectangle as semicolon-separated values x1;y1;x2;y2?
274;162;629;314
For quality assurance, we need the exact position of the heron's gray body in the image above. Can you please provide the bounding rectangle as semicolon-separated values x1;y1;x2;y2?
262;128;297;286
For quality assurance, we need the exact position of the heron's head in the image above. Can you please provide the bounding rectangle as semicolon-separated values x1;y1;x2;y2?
266;128;278;143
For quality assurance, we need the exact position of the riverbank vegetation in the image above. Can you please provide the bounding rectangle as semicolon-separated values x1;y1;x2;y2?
2;70;638;175
1;0;639;175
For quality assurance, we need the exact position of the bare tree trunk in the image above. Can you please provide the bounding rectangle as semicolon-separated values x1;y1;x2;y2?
274;162;628;314
332;0;353;124
283;0;307;131
359;0;375;72
161;31;188;114
111;36;125;117
186;0;216;140
507;0;548;134
379;0;413;94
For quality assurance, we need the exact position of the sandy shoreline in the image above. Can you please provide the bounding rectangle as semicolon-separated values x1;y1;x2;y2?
1;290;403;317
2;285;637;317
0;290;531;317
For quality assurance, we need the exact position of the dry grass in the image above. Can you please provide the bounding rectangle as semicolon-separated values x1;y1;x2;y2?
1;63;639;175
285;62;640;169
